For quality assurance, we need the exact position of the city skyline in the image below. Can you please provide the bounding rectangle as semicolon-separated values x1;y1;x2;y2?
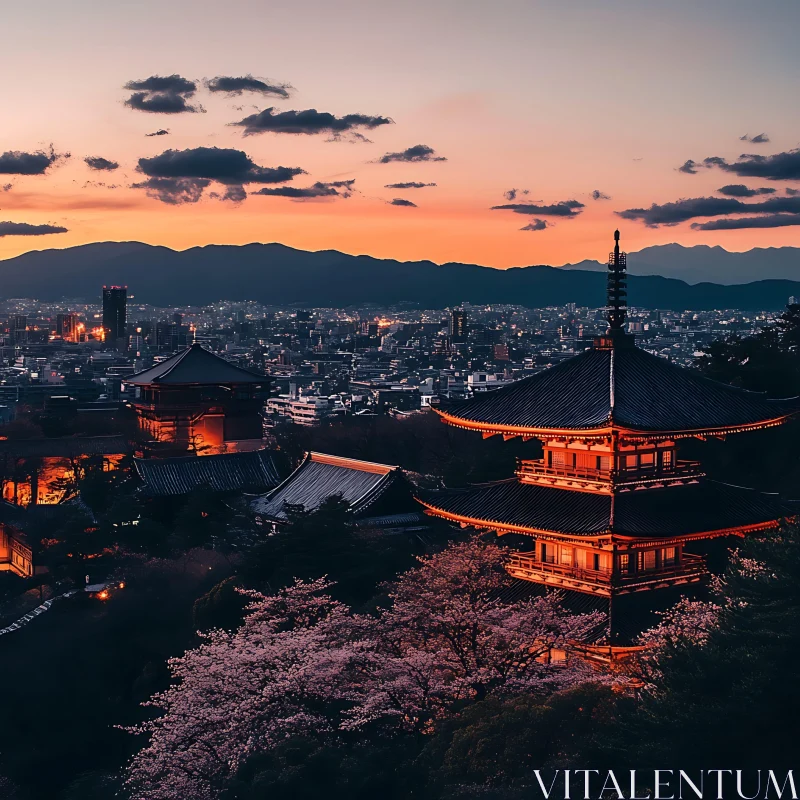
2;0;800;269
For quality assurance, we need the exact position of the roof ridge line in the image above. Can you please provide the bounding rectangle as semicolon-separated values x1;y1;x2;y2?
156;345;193;380
609;347;615;416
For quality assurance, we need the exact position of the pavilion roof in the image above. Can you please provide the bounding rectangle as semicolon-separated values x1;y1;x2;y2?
250;451;403;521
437;344;800;438
417;478;795;540
126;344;267;386
135;449;284;496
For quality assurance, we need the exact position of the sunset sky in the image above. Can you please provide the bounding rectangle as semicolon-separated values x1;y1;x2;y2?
2;0;800;267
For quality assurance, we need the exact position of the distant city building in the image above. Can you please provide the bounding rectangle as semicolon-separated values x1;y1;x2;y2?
267;394;342;426
449;309;468;343
56;313;79;342
493;343;510;361
102;286;127;347
10;315;27;345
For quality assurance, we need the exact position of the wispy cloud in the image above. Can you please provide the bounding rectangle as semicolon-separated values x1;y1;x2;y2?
232;107;392;136
0;221;68;237
377;144;446;163
84;156;120;172
205;75;292;98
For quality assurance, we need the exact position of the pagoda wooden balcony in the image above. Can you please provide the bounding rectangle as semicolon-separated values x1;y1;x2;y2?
516;459;704;490
506;552;708;597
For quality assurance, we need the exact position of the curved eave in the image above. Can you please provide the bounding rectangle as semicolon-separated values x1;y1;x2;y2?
418;497;794;543
434;407;612;439
434;406;797;441
417;497;609;540
127;378;265;387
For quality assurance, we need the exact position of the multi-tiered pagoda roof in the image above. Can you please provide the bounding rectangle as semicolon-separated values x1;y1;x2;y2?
421;231;799;611
437;342;800;439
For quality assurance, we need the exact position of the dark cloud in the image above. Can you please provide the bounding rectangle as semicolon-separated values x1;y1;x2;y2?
520;219;548;232
231;107;392;136
384;182;437;189
146;129;170;137
205;75;291;98
0;221;68;237
253;180;355;199
84;156;120;172
138;147;303;184
617;195;800;226
378;144;447;164
388;198;417;207
0;147;67;175
680;156;728;174
126;75;195;94
740;133;770;144
692;214;800;231
787;188;800;196
717;184;776;197
124;74;202;114
126;92;201;114
134;147;304;204
130;177;211;205
678;159;700;174
702;149;800;181
2;184;12;192
219;185;247;203
591;189;611;200
491;200;584;217
504;188;518;201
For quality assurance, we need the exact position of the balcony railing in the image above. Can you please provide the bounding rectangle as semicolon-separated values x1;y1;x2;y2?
516;458;704;484
507;552;708;593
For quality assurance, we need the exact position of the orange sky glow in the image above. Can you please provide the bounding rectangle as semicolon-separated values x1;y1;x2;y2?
1;0;799;269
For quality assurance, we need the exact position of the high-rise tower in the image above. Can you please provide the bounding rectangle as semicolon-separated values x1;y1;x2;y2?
102;286;127;347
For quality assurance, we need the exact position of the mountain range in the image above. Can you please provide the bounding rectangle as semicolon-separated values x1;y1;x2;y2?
1;241;799;310
562;243;800;285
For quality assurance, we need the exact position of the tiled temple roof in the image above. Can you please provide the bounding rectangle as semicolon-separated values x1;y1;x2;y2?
126;343;267;386
135;449;284;496
250;452;403;521
418;478;794;540
437;345;800;437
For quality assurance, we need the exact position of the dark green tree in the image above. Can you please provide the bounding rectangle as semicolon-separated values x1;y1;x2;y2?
624;523;800;770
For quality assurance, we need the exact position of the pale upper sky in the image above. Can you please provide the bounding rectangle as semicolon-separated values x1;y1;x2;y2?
1;0;799;267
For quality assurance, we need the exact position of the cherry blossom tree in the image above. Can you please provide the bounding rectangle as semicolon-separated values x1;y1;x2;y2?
124;540;604;800
343;540;602;730
124;578;360;800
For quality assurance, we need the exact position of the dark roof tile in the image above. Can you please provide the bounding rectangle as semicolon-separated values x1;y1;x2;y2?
440;345;800;435
418;479;793;538
251;452;401;521
135;449;283;496
126;344;267;386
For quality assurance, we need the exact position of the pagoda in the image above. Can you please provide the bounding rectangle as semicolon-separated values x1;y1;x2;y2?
420;231;799;640
126;344;271;455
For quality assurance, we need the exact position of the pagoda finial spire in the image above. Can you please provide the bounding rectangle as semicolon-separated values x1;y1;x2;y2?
607;229;627;331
